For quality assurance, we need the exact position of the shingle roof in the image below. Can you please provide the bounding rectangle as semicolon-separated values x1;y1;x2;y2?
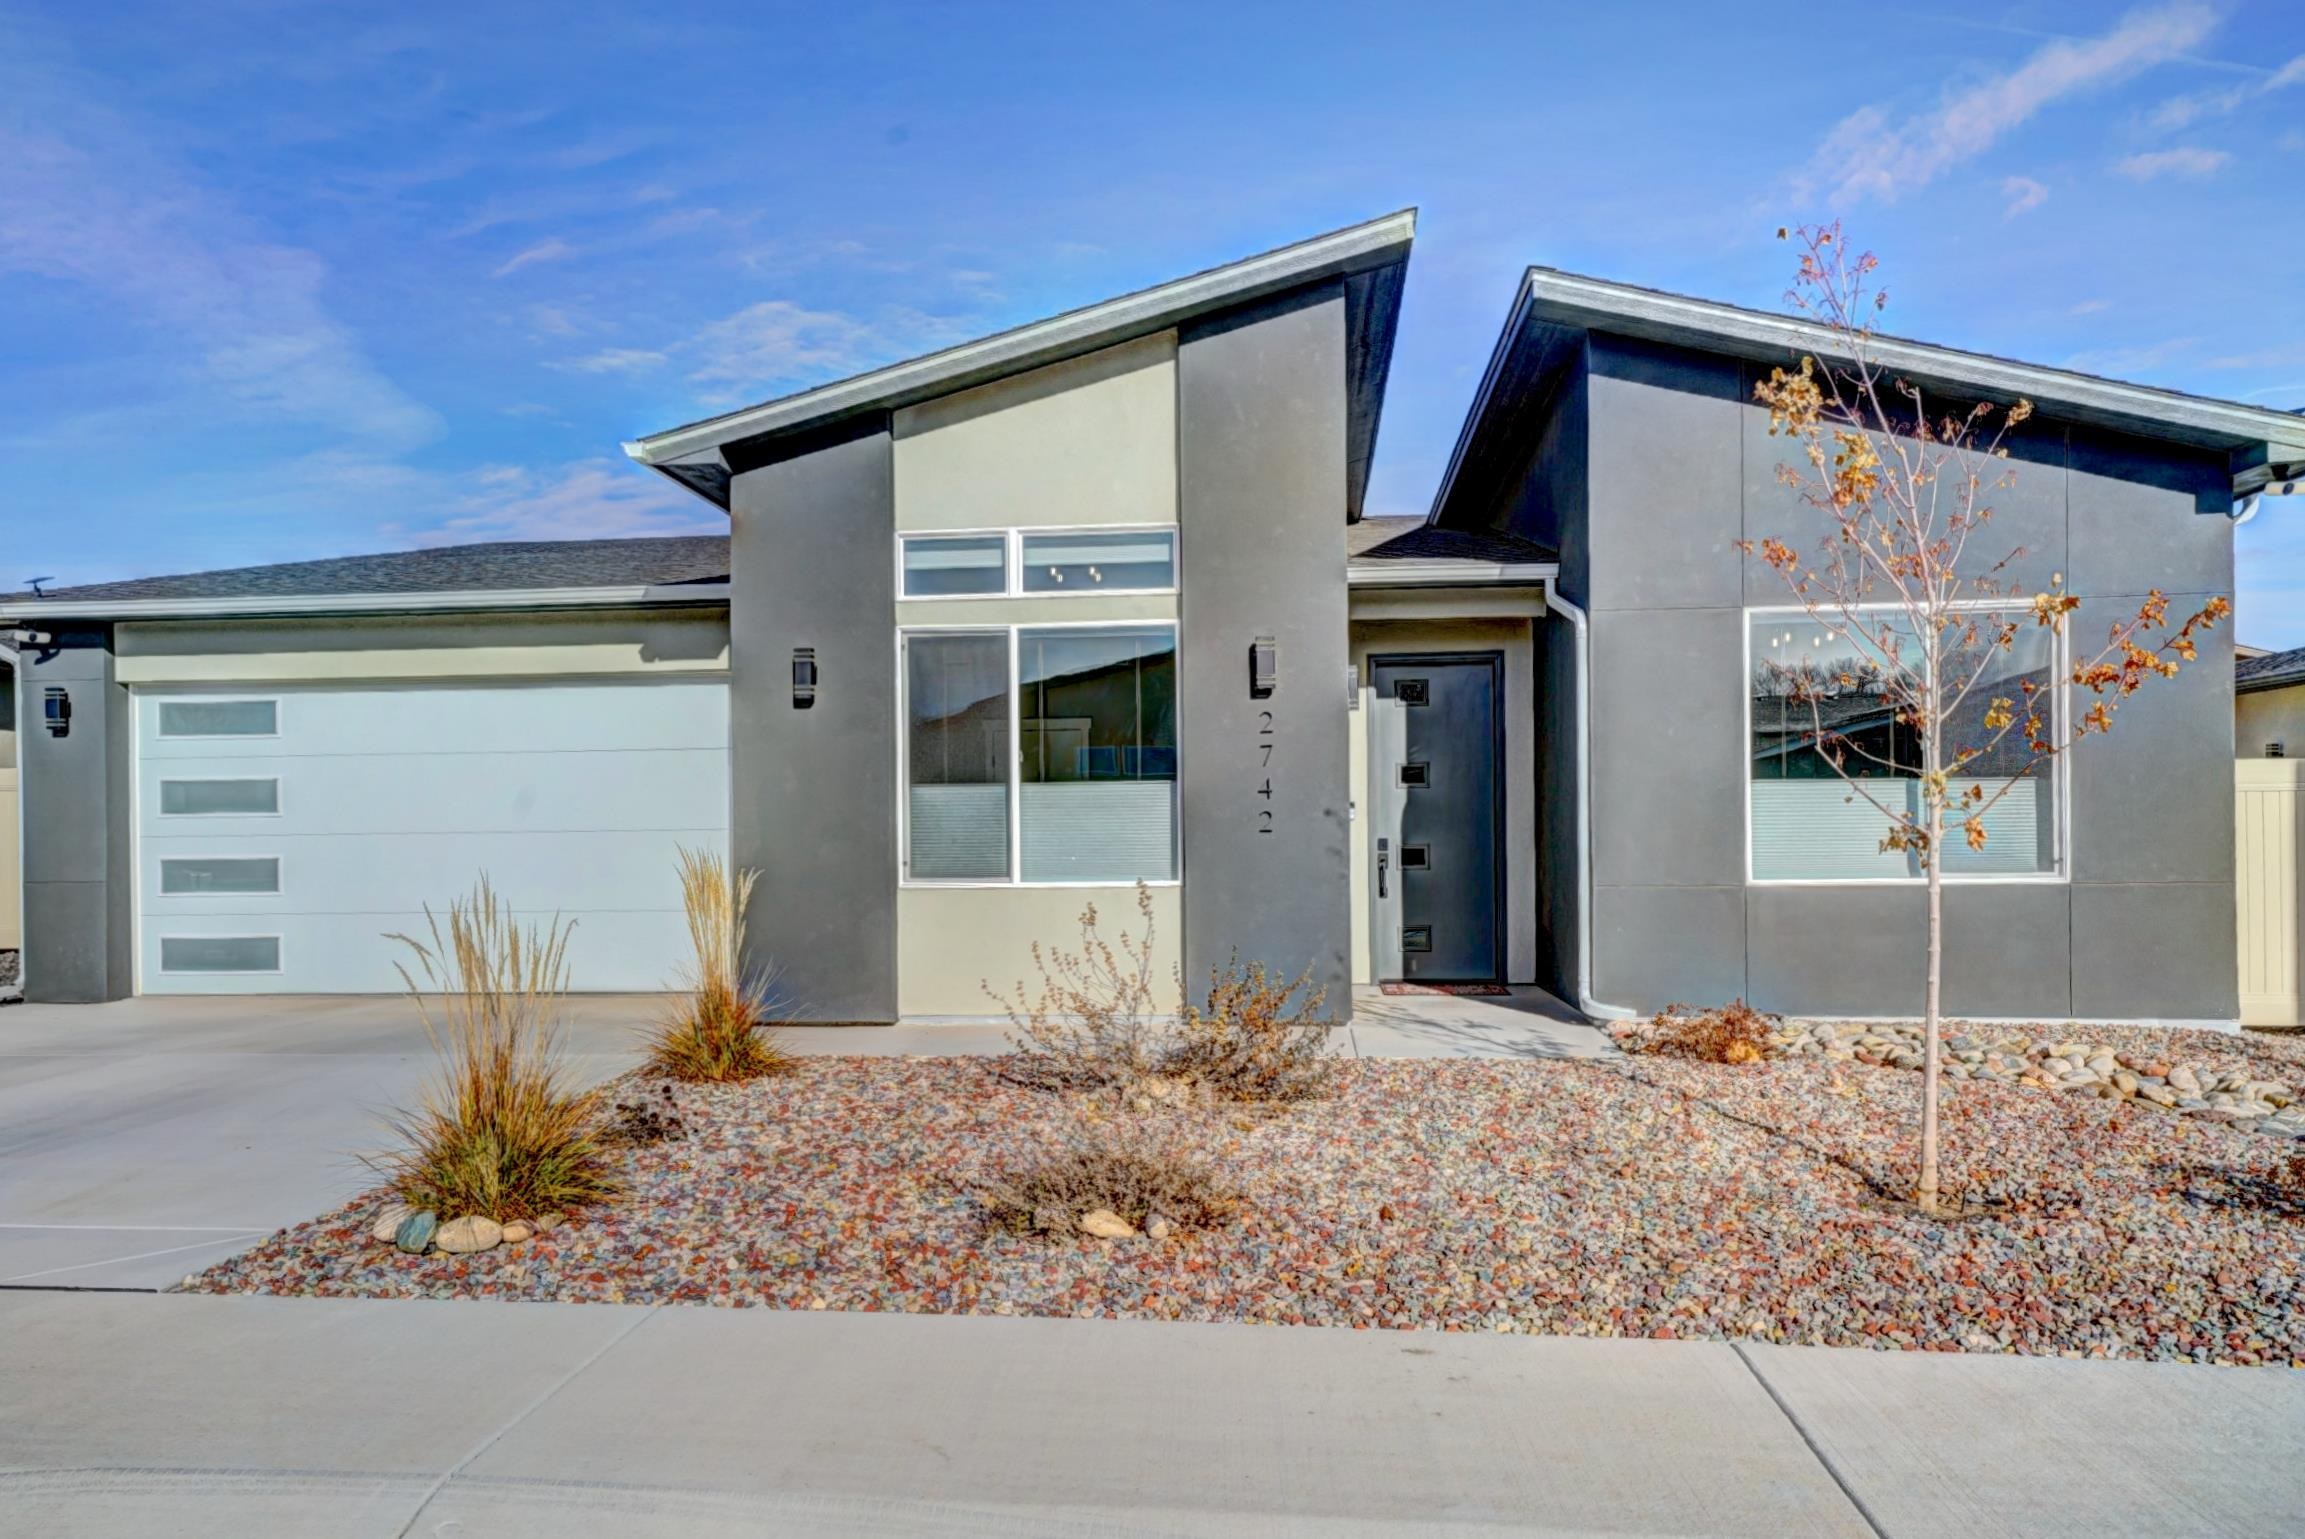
4;536;731;606
1347;516;1556;566
2238;645;2305;695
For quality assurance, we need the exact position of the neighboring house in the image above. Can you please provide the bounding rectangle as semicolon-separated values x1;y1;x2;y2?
1;653;17;974
2238;646;2305;758
5;209;2302;1027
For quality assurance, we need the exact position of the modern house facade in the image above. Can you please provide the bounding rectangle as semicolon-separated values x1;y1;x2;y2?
7;211;2302;1026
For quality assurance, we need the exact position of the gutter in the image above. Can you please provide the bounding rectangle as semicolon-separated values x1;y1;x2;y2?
0;582;733;623
1347;560;1558;588
1543;586;1637;1023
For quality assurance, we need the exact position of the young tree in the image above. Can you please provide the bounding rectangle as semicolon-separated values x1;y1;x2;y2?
1743;224;2228;1216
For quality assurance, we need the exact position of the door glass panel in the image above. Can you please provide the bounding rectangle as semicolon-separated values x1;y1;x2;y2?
905;633;1011;878
160;857;281;895
157;699;277;736
160;935;281;972
159;779;280;816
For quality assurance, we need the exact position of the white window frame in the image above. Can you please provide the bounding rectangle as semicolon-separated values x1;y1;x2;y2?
896;618;1182;889
157;854;284;897
1742;603;2070;887
896;525;1180;602
153;696;282;739
156;776;283;819
157;933;286;976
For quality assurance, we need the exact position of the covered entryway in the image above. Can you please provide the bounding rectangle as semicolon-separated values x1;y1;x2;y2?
134;679;729;993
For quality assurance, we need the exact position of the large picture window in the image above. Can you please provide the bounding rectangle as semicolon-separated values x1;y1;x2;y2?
1748;611;2060;882
902;624;1178;884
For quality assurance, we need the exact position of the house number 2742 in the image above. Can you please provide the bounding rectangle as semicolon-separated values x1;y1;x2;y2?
1257;710;1274;832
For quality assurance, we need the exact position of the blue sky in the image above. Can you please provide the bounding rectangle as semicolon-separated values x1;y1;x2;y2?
3;2;2301;642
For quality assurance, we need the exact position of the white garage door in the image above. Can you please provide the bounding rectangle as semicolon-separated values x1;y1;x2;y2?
135;679;730;993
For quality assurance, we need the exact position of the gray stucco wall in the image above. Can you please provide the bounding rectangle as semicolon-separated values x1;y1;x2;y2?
1176;285;1352;1009
17;626;133;1002
1563;329;2237;1021
729;424;900;1022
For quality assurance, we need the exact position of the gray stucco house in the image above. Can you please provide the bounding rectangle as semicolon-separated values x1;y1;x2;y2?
6;210;2302;1026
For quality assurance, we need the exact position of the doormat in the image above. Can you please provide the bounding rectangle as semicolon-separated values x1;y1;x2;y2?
1379;982;1511;997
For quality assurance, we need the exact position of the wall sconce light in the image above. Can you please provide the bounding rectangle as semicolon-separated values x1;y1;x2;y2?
1249;635;1277;699
792;647;817;709
43;685;71;738
2272;742;2288;759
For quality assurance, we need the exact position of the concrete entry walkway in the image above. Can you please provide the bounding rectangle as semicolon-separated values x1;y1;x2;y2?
3;1292;2300;1537
1;991;1608;1289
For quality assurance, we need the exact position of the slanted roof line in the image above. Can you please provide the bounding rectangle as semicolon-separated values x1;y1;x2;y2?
0;583;733;623
626;210;1418;506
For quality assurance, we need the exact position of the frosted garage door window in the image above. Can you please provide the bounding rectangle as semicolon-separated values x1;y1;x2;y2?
905;633;1011;879
160;935;281;973
1018;626;1176;882
1749;613;2057;880
901;535;1007;597
158;699;277;737
160;857;281;895
1020;530;1175;593
160;779;280;816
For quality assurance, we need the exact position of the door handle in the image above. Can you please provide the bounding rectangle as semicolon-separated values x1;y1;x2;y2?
1377;837;1389;899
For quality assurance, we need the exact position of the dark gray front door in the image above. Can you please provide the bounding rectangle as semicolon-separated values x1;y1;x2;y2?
1370;653;1503;983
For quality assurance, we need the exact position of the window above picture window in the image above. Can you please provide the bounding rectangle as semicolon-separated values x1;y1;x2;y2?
1746;609;2063;884
897;527;1177;600
1020;530;1175;594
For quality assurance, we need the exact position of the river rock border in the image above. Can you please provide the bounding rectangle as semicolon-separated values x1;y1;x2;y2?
1769;1022;2305;1140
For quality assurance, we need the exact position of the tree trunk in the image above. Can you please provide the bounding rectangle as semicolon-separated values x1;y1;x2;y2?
1920;844;1943;1216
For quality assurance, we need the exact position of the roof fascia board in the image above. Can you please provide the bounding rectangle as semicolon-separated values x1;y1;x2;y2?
0;583;732;622
1426;275;1540;523
1347;560;1558;588
625;210;1417;472
1524;269;2305;458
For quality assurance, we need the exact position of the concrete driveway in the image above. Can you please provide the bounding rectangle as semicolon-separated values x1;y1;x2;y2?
0;995;662;1290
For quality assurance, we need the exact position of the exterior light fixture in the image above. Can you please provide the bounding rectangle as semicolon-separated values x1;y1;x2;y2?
2272;742;2288;759
1249;635;1277;698
791;647;817;709
43;685;70;738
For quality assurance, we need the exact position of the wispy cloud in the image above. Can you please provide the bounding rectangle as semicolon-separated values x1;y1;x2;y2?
403;458;722;545
556;346;669;374
491;236;574;277
0;38;438;450
2070;298;2111;315
2149;51;2305;129
2116;146;2230;179
1794;3;2218;203
2001;175;2049;218
2062;335;2198;377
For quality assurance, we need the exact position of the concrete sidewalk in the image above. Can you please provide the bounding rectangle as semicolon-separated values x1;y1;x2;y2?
0;993;1611;1289
2;1293;2298;1537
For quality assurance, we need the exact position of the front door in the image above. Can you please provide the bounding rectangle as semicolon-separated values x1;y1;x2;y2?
1369;653;1503;983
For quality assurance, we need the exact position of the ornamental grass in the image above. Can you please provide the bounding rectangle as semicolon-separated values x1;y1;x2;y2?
377;876;619;1222
641;847;792;1083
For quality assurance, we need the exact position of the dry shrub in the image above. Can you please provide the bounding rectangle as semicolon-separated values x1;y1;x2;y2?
1167;958;1337;1102
977;1127;1236;1239
986;882;1174;1090
1634;1000;1779;1065
642;847;791;1083
377;877;619;1222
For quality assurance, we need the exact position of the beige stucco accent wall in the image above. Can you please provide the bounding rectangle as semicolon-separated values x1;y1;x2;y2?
0;767;18;951
114;608;731;685
1347;616;1539;986
892;332;1177;532
887;330;1182;1018
898;885;1182;1019
2239;684;2305;760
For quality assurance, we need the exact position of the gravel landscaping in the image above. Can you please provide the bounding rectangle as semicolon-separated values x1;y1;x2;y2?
186;1034;2305;1365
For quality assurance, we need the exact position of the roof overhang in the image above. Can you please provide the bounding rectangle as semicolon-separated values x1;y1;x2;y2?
0;583;732;624
1347;560;1557;588
1434;266;2305;522
626;210;1417;519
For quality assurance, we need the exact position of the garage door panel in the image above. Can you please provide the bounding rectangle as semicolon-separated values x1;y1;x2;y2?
137;679;730;994
143;829;725;919
142;909;703;994
143;748;728;839
138;681;728;761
